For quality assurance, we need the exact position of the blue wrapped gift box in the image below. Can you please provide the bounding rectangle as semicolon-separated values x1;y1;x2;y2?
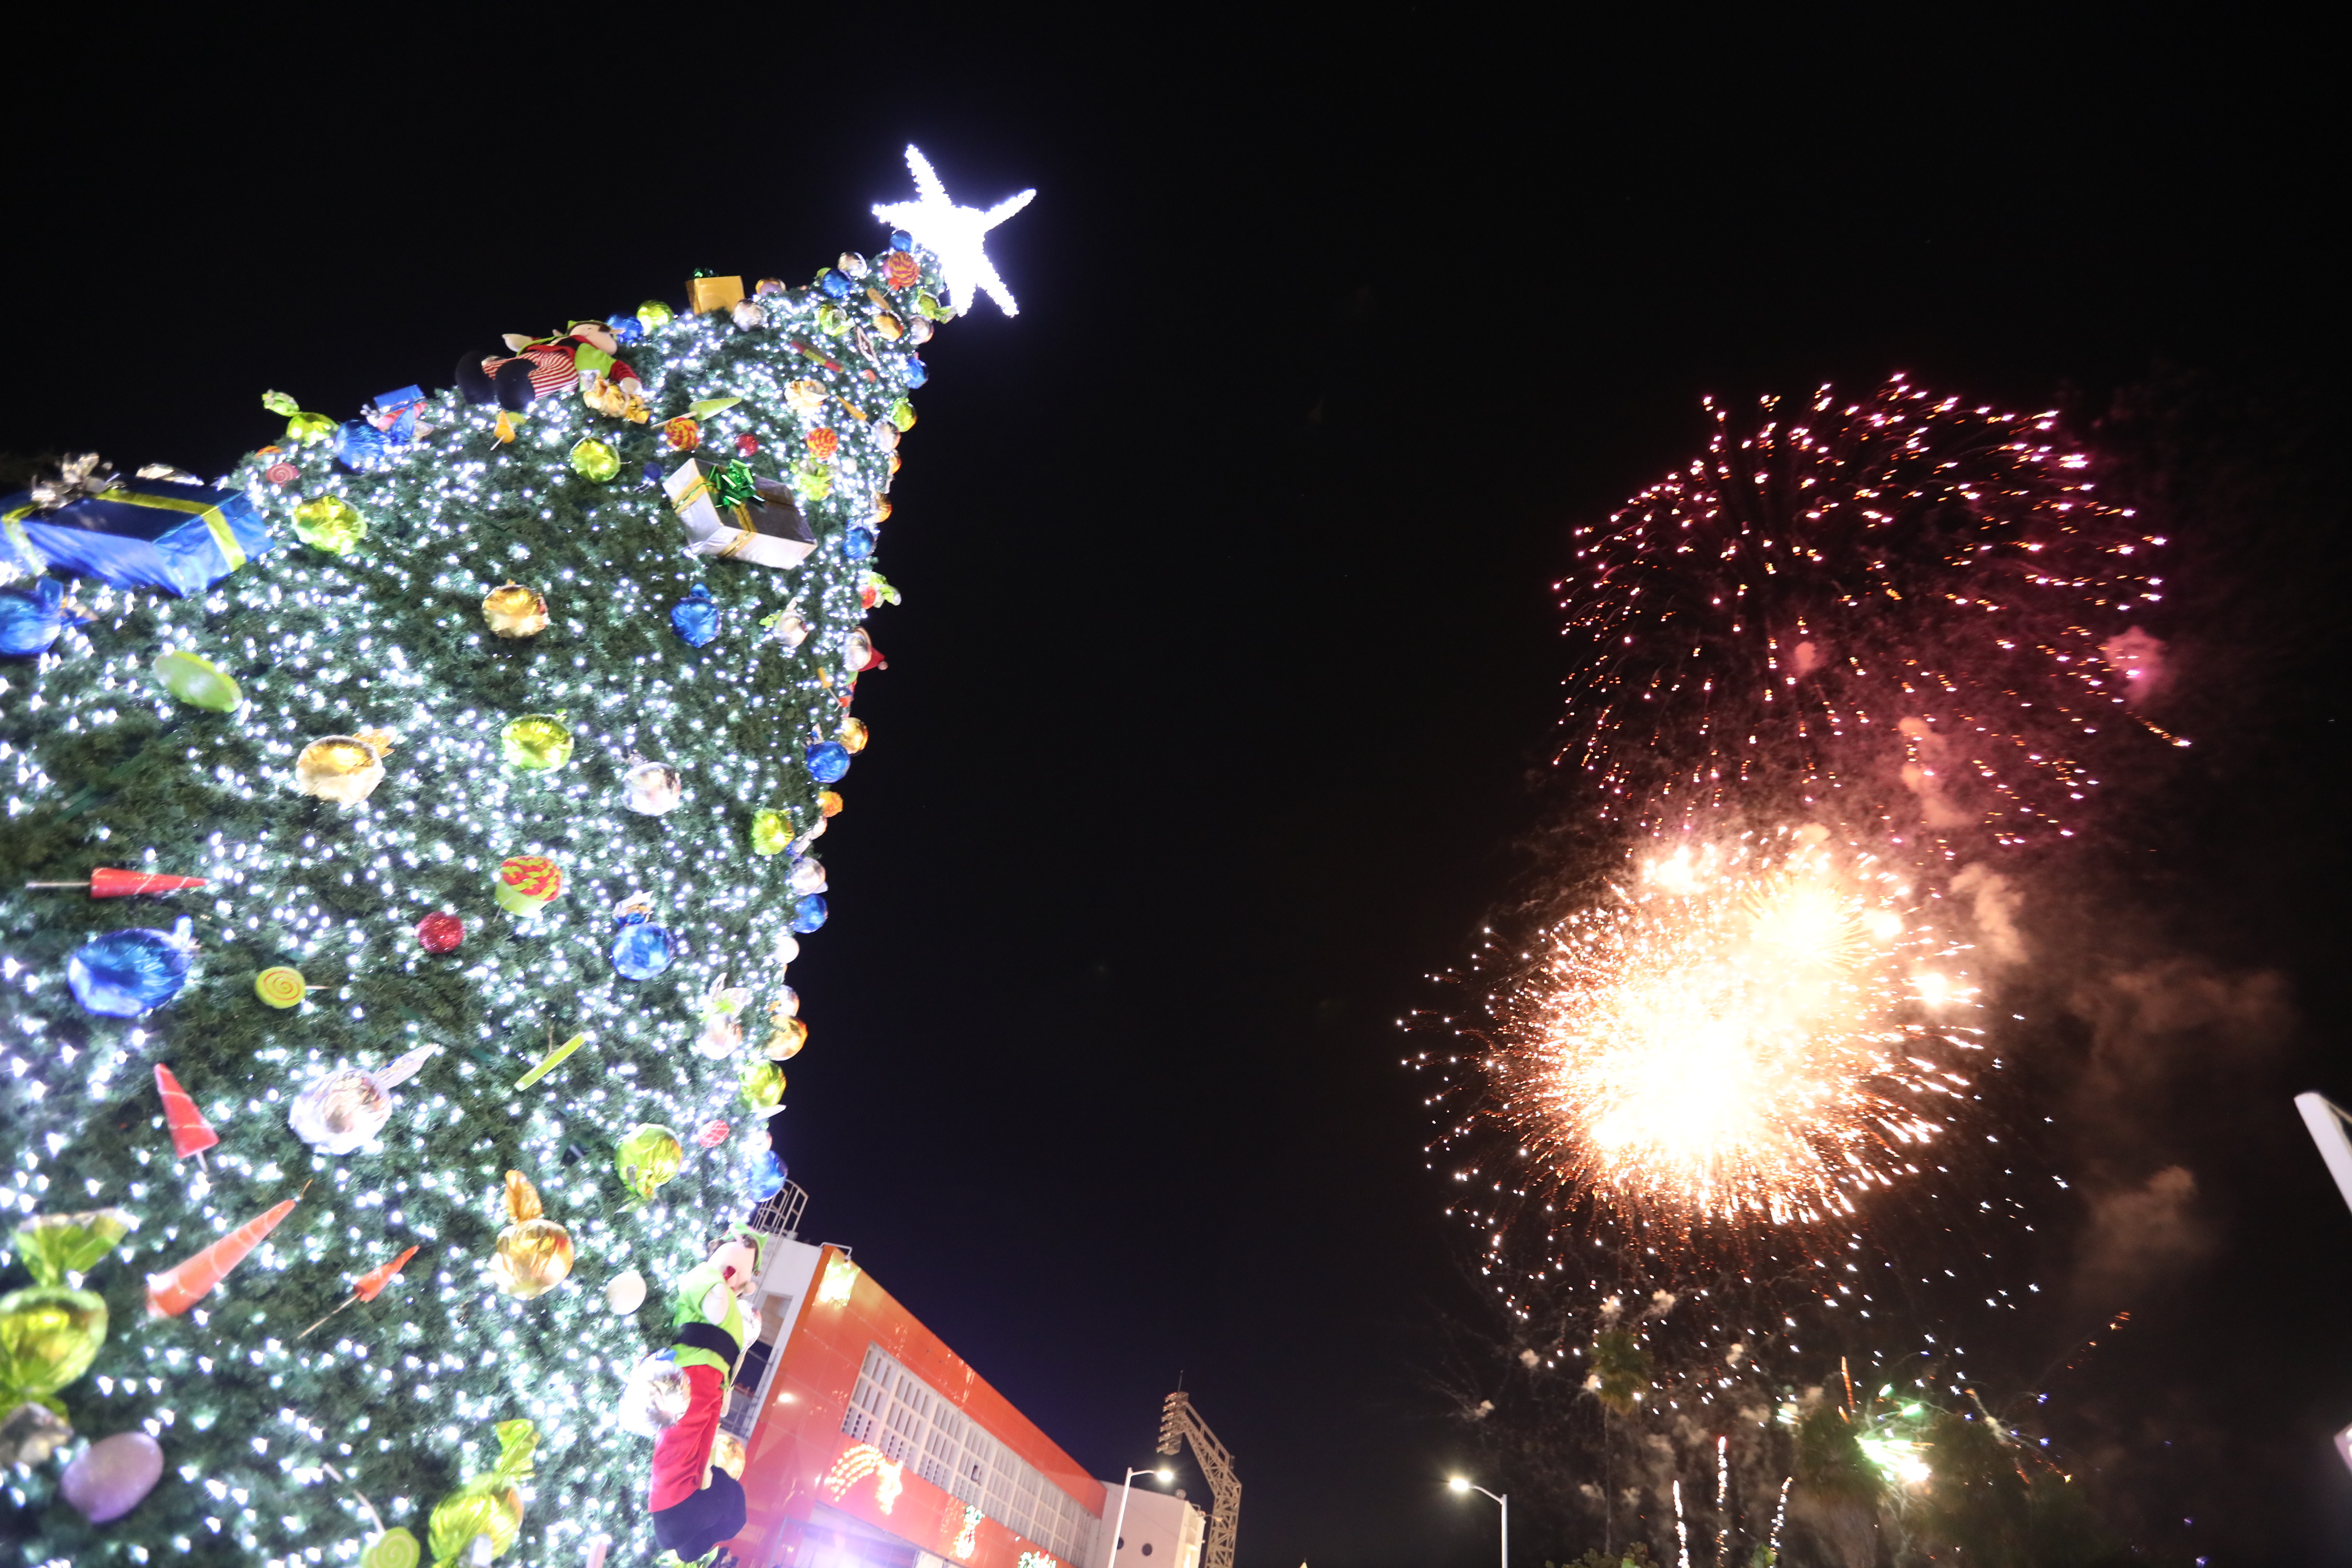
1;478;276;596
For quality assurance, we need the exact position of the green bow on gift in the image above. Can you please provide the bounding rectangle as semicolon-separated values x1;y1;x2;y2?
711;460;760;509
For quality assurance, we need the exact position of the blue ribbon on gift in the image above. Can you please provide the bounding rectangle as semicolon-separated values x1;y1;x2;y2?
0;478;277;596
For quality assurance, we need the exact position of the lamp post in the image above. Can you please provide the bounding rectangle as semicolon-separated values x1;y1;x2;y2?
1104;1464;1174;1568
1448;1476;1507;1568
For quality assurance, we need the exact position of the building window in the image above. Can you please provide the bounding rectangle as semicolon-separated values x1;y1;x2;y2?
841;1343;1099;1562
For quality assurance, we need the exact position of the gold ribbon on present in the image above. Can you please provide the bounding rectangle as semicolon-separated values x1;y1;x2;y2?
669;475;712;514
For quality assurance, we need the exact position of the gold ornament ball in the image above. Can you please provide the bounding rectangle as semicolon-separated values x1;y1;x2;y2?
491;1217;574;1299
710;1430;748;1479
839;718;869;753
817;790;844;818
481;583;550;639
291;496;367;554
766;1017;808;1062
295;732;392;804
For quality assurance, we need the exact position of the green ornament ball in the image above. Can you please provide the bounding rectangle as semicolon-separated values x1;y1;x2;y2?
285;411;337;445
739;1059;785;1111
888;399;917;432
501;714;573;772
151;649;242;712
815;304;849;336
291;496;366;554
569;438;621;484
636;300;674;330
614;1124;683;1201
0;1285;107;1405
361;1528;421;1568
750;809;791;857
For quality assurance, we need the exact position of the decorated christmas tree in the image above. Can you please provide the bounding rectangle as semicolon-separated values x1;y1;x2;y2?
0;149;1027;1566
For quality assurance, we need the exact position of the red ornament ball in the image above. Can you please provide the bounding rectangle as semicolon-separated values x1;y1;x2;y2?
695;1120;731;1149
882;250;922;290
735;433;759;457
416;913;464;953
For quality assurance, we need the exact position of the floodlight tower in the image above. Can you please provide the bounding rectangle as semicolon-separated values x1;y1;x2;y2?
1156;1392;1241;1568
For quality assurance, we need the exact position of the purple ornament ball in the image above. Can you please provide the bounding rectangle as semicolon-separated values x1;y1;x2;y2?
61;1430;165;1523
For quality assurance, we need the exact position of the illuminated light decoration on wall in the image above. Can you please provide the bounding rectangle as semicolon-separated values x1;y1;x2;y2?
1018;1553;1059;1568
0;163;1021;1563
840;1342;1096;1563
956;1503;983;1559
818;1255;861;1306
822;1443;905;1515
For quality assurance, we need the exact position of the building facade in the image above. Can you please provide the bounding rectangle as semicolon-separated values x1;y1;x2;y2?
714;1232;1109;1568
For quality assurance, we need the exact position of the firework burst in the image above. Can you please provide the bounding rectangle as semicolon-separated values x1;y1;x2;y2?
1492;826;1978;1232
1560;376;2171;850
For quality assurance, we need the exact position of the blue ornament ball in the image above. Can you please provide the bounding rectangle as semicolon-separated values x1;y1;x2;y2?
818;270;852;299
670;584;719;648
805;741;851;783
788;895;829;934
889;231;913;252
611;921;677;981
67;920;193;1017
747;1149;788;1201
0;578;78;658
607;313;645;344
902;357;927;390
641;459;663;485
842;526;876;561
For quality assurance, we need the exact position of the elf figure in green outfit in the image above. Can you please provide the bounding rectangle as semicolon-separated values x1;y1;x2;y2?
648;1224;766;1568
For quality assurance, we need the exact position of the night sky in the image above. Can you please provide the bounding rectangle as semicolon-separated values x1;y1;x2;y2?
10;16;2343;1565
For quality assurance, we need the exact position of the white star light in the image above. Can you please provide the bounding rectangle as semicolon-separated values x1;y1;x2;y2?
873;145;1035;318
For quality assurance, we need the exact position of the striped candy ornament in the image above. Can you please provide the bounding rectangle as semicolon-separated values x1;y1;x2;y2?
152;1064;218;1162
146;1194;299;1317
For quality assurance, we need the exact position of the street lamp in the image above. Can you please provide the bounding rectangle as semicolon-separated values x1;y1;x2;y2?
1448;1476;1508;1568
1105;1464;1175;1568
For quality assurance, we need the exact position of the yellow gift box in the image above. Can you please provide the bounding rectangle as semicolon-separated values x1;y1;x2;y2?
687;275;746;314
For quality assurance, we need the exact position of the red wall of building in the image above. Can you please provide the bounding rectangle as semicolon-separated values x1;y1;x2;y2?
732;1246;1108;1568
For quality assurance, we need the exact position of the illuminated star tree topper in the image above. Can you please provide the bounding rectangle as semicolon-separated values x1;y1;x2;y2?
872;145;1035;317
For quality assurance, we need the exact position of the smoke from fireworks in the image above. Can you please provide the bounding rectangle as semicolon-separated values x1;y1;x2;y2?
1433;377;2170;1249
